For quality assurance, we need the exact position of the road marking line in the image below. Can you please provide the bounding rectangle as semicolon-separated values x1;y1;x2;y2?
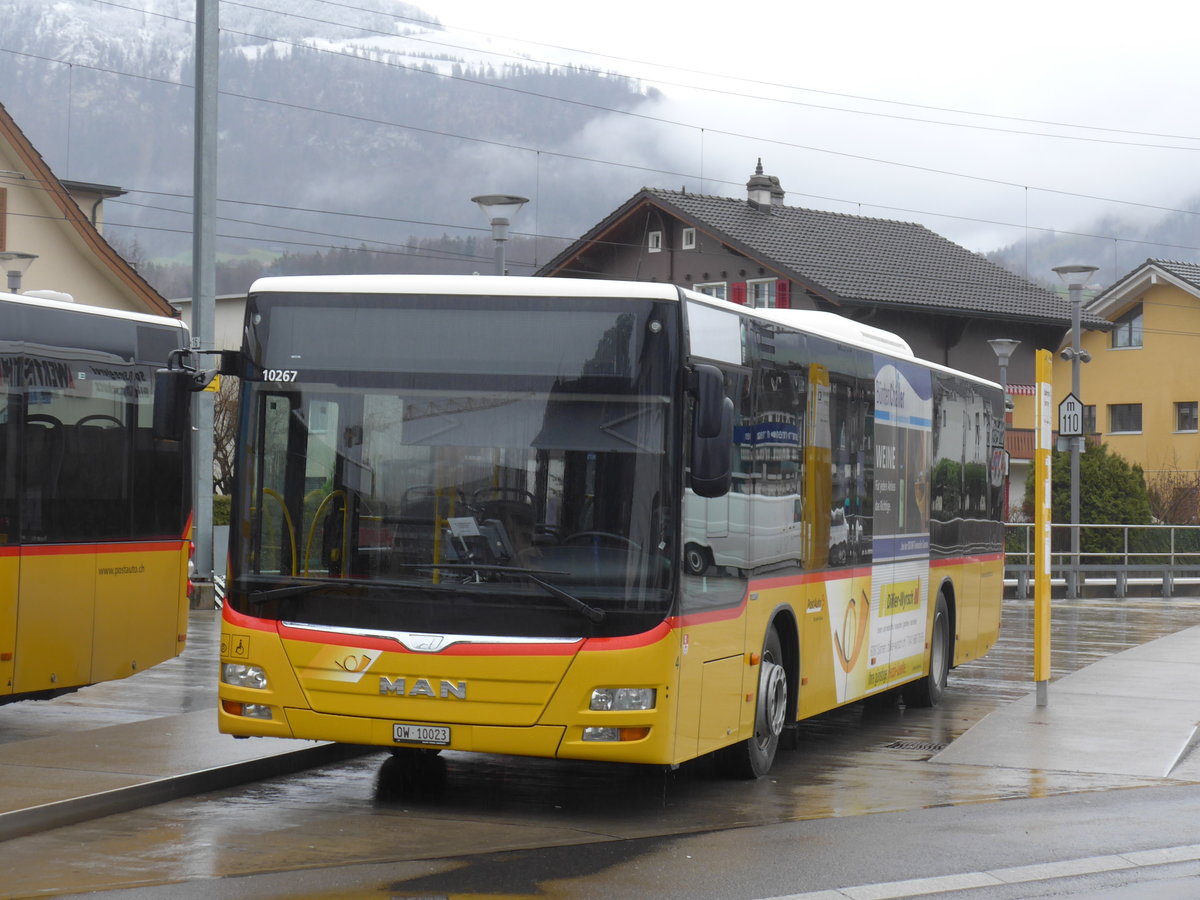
771;842;1200;899
989;853;1134;883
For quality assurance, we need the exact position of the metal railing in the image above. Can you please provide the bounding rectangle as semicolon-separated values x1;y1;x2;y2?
1004;523;1200;598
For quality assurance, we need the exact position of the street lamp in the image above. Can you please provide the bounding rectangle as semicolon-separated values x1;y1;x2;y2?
987;339;1020;408
0;251;37;292
988;339;1020;521
1053;264;1098;599
471;194;528;276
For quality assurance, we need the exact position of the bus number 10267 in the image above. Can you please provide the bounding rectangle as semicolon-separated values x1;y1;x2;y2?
264;369;299;382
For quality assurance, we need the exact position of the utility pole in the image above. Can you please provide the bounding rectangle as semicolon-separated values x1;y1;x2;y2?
191;0;218;605
1053;264;1097;600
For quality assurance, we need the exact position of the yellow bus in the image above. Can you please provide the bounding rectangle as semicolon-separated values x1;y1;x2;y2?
1;291;192;702
186;275;1002;777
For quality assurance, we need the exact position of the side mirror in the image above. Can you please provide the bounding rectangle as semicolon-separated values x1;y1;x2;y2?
690;365;732;498
153;368;194;442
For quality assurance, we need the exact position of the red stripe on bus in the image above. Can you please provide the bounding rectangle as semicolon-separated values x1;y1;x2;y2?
748;566;873;592
931;552;1004;567
226;603;679;655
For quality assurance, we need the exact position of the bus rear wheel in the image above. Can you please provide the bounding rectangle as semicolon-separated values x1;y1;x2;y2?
903;590;951;708
717;627;788;779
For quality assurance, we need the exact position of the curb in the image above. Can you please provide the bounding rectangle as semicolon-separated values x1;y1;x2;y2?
0;743;369;843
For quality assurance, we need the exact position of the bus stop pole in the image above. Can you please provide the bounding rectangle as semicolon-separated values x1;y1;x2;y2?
1034;350;1053;706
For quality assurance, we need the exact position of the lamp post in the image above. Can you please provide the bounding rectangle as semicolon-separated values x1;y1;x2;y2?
471;194;528;276
1053;264;1098;599
0;251;38;292
988;339;1020;521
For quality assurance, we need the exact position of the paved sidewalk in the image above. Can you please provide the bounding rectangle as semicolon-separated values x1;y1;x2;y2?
932;624;1200;781
0;609;360;842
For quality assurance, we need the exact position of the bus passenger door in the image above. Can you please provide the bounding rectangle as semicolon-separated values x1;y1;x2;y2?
14;547;95;694
677;366;750;761
0;411;15;696
0;549;14;697
13;411;96;695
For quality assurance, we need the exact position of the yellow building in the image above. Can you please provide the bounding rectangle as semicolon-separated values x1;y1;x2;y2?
1062;259;1200;518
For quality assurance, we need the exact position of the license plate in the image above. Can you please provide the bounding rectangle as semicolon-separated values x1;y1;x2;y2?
392;723;451;746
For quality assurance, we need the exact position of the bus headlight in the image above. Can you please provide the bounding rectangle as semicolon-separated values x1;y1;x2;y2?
590;687;656;711
222;663;268;689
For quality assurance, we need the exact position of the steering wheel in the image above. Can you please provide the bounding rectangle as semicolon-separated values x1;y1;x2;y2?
77;414;123;428
562;531;641;550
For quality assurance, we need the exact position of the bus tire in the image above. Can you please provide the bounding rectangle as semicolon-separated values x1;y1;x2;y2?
903;590;951;708
717;627;788;779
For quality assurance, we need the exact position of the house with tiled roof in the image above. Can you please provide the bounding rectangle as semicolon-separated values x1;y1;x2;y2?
0;99;173;316
538;161;1098;386
1069;259;1200;520
538;161;1103;517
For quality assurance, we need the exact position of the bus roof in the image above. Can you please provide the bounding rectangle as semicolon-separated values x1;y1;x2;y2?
248;274;687;301
0;289;188;331
246;275;999;390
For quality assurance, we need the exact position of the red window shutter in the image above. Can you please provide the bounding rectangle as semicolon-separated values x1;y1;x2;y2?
730;282;747;305
775;280;790;309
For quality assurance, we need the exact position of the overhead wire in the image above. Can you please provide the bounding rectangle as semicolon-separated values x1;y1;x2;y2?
4;0;1196;271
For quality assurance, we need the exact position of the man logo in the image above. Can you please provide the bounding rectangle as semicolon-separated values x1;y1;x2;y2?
379;676;467;699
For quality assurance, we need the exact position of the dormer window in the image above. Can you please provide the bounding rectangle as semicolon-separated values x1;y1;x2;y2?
681;228;696;250
648;230;662;253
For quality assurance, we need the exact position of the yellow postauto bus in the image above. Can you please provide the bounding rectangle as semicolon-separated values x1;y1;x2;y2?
1;290;192;702
180;275;1003;777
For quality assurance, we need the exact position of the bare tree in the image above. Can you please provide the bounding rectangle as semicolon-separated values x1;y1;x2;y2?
213;375;239;496
1145;453;1200;525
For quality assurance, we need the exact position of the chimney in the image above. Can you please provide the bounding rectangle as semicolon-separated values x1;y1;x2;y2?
746;159;785;209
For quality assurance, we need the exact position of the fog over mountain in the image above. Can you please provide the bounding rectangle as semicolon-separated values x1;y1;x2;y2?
2;0;1198;296
0;0;671;288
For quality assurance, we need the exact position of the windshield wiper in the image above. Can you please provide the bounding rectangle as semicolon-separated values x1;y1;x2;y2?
403;563;607;623
243;577;334;605
243;574;433;605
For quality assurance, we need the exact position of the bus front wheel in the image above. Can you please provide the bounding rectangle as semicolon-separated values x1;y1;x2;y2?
717;627;788;779
903;590;951;708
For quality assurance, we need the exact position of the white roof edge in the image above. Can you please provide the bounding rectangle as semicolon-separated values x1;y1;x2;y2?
755;308;915;358
1;289;187;329
248;274;685;301
1089;262;1200;319
681;290;999;389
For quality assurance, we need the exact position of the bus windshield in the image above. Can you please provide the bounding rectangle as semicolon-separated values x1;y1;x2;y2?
229;291;681;639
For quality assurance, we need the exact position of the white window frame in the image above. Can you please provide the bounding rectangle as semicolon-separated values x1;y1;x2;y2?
648;230;662;253
693;282;727;301
1176;401;1199;433
747;278;777;309
681;227;696;250
1107;403;1142;434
